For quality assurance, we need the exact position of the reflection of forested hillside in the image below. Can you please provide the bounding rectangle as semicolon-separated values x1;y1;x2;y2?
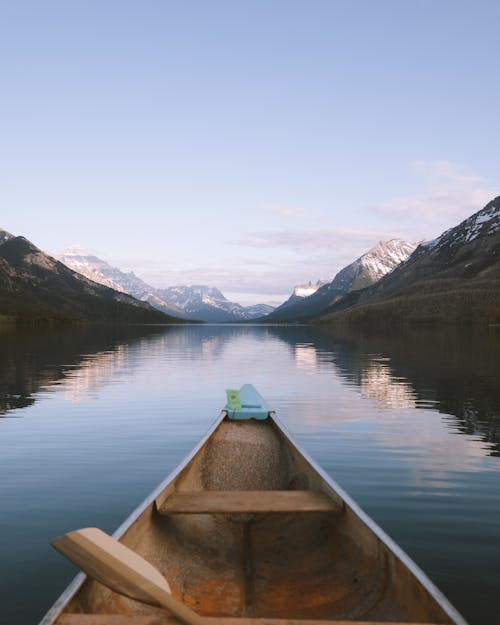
267;325;500;456
0;325;167;415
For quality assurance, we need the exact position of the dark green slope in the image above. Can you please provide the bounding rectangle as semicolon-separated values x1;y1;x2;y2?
319;197;500;326
0;236;181;324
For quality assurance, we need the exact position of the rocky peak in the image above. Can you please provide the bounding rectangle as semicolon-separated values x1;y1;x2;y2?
359;239;419;281
293;280;329;298
419;196;500;255
0;228;15;247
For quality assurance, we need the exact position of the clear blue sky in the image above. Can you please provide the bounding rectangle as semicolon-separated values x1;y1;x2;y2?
1;1;499;304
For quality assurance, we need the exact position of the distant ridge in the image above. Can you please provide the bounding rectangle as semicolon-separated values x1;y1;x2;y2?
156;285;274;322
0;234;181;324
265;239;417;321
58;250;275;322
319;197;500;326
58;248;186;318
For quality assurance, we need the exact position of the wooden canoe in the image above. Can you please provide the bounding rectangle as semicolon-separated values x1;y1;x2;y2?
40;385;468;625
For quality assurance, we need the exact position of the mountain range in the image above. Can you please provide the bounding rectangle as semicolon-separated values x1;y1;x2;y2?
58;249;274;322
57;249;186;318
0;234;179;324
319;197;500;326
265;239;417;321
153;285;274;322
2;196;499;326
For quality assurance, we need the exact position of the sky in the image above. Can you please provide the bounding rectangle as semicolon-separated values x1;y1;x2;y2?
1;1;499;305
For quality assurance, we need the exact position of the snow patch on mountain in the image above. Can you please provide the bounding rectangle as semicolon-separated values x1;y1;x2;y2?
157;285;274;321
0;229;14;247
159;285;227;310
358;239;418;281
416;197;500;256
244;303;275;317
440;199;499;246
294;280;329;298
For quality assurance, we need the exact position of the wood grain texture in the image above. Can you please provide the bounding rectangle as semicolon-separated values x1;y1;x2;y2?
57;615;445;625
204;620;445;625
57;616;178;625
204;621;446;625
157;490;338;514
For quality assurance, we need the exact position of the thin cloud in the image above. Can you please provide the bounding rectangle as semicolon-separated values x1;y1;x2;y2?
366;161;500;238
234;227;391;253
412;160;485;187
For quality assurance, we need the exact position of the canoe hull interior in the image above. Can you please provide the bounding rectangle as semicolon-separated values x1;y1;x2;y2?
45;416;465;624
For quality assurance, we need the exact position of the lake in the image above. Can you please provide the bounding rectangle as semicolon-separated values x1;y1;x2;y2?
1;323;499;625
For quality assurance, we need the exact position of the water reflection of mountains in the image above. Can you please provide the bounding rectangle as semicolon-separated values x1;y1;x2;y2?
0;324;278;416
0;325;167;415
268;325;500;456
2;323;499;456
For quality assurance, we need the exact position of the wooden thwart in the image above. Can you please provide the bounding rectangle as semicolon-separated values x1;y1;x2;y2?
157;490;338;514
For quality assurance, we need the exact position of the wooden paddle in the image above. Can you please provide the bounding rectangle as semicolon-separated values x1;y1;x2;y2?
52;527;207;625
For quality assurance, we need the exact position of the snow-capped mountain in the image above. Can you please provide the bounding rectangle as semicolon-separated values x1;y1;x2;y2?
58;249;186;318
58;248;127;292
155;285;274;322
266;239;417;321
320;197;500;324
243;303;275;318
418;197;500;253
0;235;176;323
355;239;418;283
58;251;275;322
156;285;227;312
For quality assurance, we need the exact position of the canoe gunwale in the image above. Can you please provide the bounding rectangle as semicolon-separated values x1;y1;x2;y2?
39;409;469;625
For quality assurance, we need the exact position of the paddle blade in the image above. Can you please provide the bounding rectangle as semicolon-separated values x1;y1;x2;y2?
52;527;170;608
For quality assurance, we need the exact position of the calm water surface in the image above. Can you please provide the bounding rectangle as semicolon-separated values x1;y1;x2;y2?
1;324;499;625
